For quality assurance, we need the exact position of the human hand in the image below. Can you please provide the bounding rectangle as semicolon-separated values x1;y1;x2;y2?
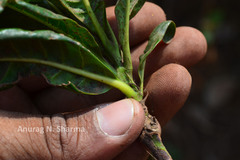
0;2;207;160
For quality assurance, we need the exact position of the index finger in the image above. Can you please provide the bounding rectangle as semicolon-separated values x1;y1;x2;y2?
106;2;166;46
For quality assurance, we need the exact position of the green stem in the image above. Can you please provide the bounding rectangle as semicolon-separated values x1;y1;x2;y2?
82;0;109;48
0;58;142;101
138;49;151;96
139;60;146;95
82;0;121;66
122;0;132;76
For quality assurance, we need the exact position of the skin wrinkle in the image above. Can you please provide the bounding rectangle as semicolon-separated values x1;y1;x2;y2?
62;113;77;159
59;125;64;160
12;115;36;160
43;115;64;159
78;112;97;159
67;112;91;159
52;115;65;159
57;112;93;159
76;112;92;158
41;117;53;160
59;113;83;158
63;113;78;159
26;127;36;159
25;117;49;159
76;113;80;151
0;112;20;159
14;135;33;160
0;131;19;159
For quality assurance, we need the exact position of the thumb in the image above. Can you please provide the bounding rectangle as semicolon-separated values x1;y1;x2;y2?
0;99;145;160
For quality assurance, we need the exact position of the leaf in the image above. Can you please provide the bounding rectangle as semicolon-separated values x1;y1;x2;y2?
115;0;132;76
6;0;101;56
138;20;176;94
0;0;8;13
114;0;145;77
0;29;118;95
130;0;145;19
144;20;176;54
50;0;109;38
49;0;122;67
0;6;50;30
115;0;129;46
115;0;146;44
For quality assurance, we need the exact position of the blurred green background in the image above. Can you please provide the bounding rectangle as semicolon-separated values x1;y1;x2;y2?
107;0;240;159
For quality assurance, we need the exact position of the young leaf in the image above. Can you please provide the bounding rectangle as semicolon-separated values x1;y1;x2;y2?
130;0;146;19
115;0;132;76
115;0;146;75
50;0;122;67
138;20;176;94
0;29;117;95
6;0;101;56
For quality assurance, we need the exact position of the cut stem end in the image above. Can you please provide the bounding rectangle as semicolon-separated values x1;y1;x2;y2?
140;104;173;160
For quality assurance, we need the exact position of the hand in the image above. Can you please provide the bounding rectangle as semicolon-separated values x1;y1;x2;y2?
0;2;207;160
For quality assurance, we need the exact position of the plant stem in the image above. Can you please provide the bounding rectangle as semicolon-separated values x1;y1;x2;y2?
122;0;132;77
82;0;121;67
82;0;108;46
138;59;146;95
140;103;173;160
0;58;142;101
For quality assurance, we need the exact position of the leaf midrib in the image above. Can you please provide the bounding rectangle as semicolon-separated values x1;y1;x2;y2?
0;57;140;99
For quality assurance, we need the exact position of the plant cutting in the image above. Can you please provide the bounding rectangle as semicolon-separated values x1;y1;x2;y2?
0;0;176;159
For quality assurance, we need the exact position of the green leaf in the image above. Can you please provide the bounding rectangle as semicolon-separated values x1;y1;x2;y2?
0;6;50;30
115;0;132;75
50;0;110;38
0;0;8;13
6;0;101;56
49;0;122;67
115;0;146;85
114;0;145;74
138;20;176;94
0;29;118;95
130;0;146;19
115;0;146;45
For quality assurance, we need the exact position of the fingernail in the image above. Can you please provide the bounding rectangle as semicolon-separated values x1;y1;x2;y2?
96;99;134;136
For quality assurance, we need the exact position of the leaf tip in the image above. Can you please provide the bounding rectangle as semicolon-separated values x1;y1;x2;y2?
163;20;176;44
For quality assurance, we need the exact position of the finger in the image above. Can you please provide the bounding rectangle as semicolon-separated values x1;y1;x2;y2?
0;86;37;113
33;87;124;114
132;26;207;77
106;2;166;46
17;75;49;93
113;140;148;160
145;64;192;126
0;99;145;160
